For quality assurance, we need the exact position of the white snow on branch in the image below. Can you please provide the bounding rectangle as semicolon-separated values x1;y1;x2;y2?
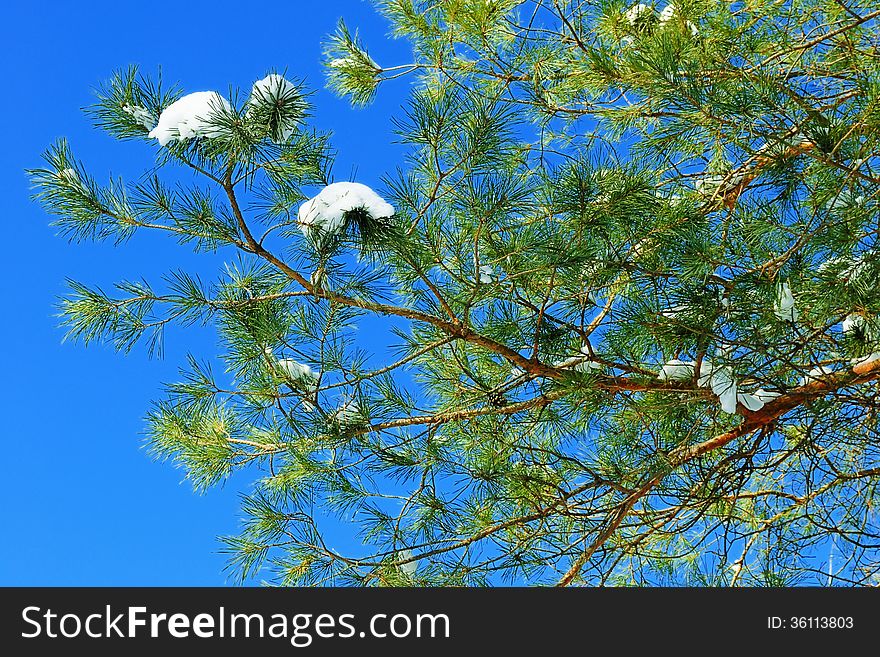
250;73;297;102
736;388;781;412
799;365;836;385
825;191;865;211
554;354;602;373
247;74;300;141
756;132;813;159
844;313;880;345
658;4;698;36
818;254;871;283
695;173;730;195
272;354;319;410
328;57;357;69
659;304;688;318
755;388;782;403
397;550;417;577
277;358;318;384
851;352;880;366
121;103;155;129
773;281;798;322
659;357;780;414
334;398;363;425
298;182;395;241
57;168;81;186
148;92;232;147
658;359;695;382
817;256;847;274
479;265;496;284
624;3;653;26
574;360;603;373
843;313;866;336
696;361;738;414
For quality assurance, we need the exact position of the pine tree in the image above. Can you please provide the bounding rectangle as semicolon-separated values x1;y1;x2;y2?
31;1;880;586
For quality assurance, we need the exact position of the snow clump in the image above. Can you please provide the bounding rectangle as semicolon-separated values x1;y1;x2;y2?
799;365;836;385
773;281;798;322
397;550;417;577
148;92;232;147
479;265;496;284
277;358;317;384
658;357;782;414
624;3;654;26
247;74;301;141
121;103;154;129
334;398;363;425
298;182;394;242
57;168;80;185
658;4;698;36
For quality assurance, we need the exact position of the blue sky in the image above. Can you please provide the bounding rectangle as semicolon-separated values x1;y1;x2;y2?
0;0;411;585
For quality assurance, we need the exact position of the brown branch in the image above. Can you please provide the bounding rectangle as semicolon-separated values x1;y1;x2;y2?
750;9;880;72
710;139;816;211
556;355;880;586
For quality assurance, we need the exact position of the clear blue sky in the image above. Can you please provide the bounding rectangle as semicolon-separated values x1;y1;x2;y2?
0;0;411;585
